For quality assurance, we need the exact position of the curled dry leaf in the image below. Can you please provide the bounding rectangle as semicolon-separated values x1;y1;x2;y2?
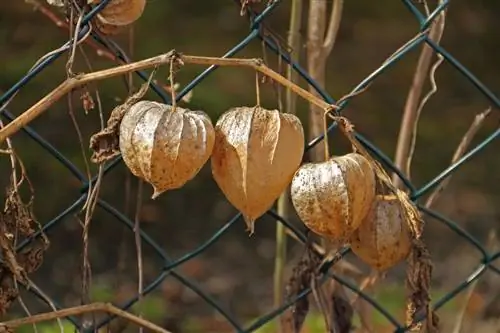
89;0;146;34
211;106;304;233
291;153;376;242
330;285;354;333
284;248;320;333
350;194;412;271
119;100;215;199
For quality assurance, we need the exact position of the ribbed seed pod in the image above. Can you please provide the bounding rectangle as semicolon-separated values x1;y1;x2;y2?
350;195;412;271
291;153;376;242
119;101;215;198
211;106;305;233
89;0;146;34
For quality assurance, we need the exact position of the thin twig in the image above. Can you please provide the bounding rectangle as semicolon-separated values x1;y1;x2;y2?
134;179;144;333
0;302;172;333
392;1;447;188
0;51;335;144
452;230;497;333
275;2;302;331
425;107;492;208
25;0;189;101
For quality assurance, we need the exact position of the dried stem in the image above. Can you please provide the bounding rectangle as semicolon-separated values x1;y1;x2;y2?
307;0;343;162
425;108;491;208
452;230;497;333
134;179;144;333
392;1;447;188
306;0;346;328
0;302;172;333
25;0;189;101
275;1;303;331
0;51;335;144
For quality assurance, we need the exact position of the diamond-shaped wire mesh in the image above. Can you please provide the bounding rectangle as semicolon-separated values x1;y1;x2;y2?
1;0;499;332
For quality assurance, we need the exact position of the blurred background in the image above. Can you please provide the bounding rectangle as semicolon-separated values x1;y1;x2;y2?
0;0;500;332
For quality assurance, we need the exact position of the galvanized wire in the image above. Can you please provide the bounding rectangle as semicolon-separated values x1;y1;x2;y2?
1;0;499;332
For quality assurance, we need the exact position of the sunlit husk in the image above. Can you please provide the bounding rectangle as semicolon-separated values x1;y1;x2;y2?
119;101;215;198
211;106;305;233
291;153;376;242
350;195;412;271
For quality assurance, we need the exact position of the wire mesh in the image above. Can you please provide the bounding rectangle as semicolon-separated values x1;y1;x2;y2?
1;0;499;332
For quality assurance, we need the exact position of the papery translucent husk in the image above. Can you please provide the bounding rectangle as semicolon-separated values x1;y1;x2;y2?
89;0;146;26
119;101;215;198
291;153;376;242
211;106;305;233
350;194;412;271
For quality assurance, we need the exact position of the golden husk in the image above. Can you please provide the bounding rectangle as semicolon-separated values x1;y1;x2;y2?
211;106;305;233
350;194;412;271
290;153;376;242
119;101;215;198
90;0;146;26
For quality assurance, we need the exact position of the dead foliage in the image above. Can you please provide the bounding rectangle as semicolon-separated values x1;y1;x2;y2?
282;245;355;333
0;185;49;314
283;246;320;332
89;68;158;164
405;209;440;332
329;283;354;333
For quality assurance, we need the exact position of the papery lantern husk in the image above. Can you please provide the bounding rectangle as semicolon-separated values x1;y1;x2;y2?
290;152;376;242
89;0;146;34
211;106;305;233
119;100;215;198
350;194;412;271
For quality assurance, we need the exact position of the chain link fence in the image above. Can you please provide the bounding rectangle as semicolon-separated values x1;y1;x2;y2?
0;0;499;332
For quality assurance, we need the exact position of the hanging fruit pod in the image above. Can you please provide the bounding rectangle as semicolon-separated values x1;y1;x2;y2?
88;0;146;35
350;194;412;271
211;106;305;233
291;152;376;242
119;101;215;199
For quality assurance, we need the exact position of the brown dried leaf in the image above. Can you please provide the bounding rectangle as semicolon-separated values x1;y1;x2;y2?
211;106;304;233
80;87;95;114
331;286;354;333
17;243;46;274
89;71;160;163
291;153;376;242
284;249;320;333
406;239;440;332
0;286;17;316
119;101;215;198
3;190;35;238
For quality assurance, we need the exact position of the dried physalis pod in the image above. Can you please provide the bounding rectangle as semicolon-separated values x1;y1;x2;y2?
211;106;305;233
88;0;146;34
350;195;412;271
119;101;215;199
291;153;376;242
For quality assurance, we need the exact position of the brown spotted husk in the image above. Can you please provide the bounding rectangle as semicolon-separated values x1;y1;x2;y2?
210;106;305;233
119;101;215;198
350;194;412;271
290;152;376;242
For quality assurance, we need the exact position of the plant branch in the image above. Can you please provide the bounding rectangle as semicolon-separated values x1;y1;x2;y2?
322;0;344;55
0;51;335;144
392;2;447;188
25;0;190;102
425;108;492;208
0;302;172;333
275;0;303;331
